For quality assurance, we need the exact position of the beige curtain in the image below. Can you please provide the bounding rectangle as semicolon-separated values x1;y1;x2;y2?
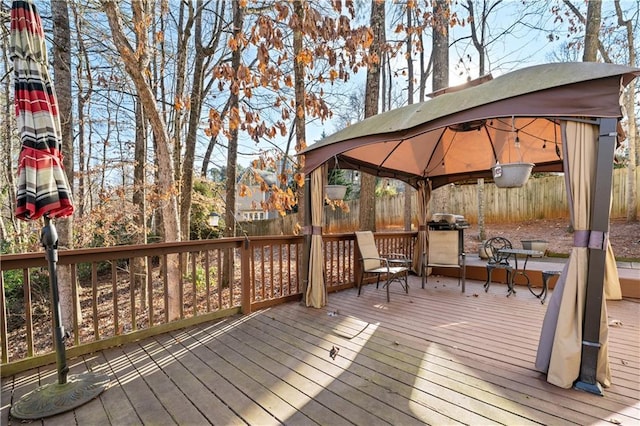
412;180;431;275
535;121;617;388
305;168;326;308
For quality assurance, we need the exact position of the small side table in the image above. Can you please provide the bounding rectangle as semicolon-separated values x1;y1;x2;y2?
530;270;561;304
494;248;543;296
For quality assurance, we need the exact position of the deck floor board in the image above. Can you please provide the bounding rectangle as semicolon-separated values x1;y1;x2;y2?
2;277;639;425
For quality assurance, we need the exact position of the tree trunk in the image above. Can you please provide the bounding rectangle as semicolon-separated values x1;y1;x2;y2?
477;178;486;241
583;0;602;62
103;0;181;320
173;1;195;196
2;39;21;248
625;88;637;221
71;3;92;218
180;6;206;240
52;0;79;332
359;0;385;232
223;0;245;287
133;100;148;309
293;0;309;295
432;0;450;90
404;5;414;231
200;135;217;178
614;1;637;221
293;0;307;197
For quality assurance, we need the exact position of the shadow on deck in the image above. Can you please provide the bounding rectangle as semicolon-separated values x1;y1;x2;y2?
2;276;638;425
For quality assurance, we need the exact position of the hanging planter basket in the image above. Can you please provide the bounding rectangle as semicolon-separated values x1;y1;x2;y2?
491;162;534;188
325;184;347;200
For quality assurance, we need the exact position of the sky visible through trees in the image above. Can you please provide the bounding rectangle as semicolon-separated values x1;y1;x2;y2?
0;0;637;251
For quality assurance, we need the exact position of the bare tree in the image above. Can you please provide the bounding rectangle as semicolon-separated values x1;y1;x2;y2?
614;1;637;221
293;0;307;224
224;0;244;240
359;0;385;232
403;4;415;231
583;0;602;62
102;0;182;320
52;0;79;331
562;0;611;62
0;21;22;249
432;0;450;90
70;2;92;218
430;0;450;215
132;98;148;306
180;0;222;239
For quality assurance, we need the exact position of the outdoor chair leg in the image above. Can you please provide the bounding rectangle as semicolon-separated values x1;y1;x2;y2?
484;265;494;292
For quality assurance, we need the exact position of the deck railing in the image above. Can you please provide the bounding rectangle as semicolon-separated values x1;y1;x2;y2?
1;231;415;375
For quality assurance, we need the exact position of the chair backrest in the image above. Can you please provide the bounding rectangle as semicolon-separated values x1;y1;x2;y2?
355;231;380;271
428;230;460;266
483;237;513;264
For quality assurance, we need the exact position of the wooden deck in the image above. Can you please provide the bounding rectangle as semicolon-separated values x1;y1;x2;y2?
2;276;639;425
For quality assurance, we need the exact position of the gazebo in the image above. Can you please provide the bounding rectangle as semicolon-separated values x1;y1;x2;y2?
299;62;640;395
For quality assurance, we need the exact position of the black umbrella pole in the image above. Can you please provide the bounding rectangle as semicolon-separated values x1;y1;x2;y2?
41;216;69;385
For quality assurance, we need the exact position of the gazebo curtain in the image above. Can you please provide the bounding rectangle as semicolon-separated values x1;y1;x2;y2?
412;180;431;275
535;121;621;388
305;167;326;308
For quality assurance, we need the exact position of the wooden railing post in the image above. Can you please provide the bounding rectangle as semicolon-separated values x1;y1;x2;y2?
354;239;362;288
241;238;251;314
4;234;414;373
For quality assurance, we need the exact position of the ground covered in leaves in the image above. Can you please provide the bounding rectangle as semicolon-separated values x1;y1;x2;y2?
464;218;640;261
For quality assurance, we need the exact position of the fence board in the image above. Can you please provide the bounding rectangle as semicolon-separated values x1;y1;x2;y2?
242;168;637;235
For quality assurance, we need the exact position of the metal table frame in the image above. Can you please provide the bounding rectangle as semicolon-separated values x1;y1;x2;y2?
485;248;543;296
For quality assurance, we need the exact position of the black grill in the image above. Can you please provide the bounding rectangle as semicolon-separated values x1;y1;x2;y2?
428;214;470;230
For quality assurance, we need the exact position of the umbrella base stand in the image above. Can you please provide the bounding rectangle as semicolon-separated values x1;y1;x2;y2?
10;372;110;420
10;218;110;420
573;380;604;396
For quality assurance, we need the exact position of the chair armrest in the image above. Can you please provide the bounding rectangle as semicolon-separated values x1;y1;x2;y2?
382;253;410;260
360;256;391;270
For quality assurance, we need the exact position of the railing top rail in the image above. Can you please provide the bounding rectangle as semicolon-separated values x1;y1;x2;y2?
1;231;418;271
1;238;245;270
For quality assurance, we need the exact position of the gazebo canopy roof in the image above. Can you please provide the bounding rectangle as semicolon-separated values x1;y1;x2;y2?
301;62;640;189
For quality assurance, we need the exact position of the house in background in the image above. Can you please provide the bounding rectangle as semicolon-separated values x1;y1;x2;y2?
235;167;279;222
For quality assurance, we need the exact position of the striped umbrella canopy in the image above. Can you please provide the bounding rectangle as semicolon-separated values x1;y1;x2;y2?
11;0;73;220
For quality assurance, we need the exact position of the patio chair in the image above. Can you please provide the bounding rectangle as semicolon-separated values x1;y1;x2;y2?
483;237;515;293
355;231;409;302
422;230;466;291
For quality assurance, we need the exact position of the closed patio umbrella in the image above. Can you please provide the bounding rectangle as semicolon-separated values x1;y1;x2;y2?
10;0;108;419
12;0;73;221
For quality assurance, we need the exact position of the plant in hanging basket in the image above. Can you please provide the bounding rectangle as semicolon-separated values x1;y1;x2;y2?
491;162;534;188
325;184;347;200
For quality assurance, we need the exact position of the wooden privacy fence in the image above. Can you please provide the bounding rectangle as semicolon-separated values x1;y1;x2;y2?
241;167;637;235
437;167;636;223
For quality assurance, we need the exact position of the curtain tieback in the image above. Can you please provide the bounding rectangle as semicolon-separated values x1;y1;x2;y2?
573;229;608;250
418;225;427;231
303;226;322;235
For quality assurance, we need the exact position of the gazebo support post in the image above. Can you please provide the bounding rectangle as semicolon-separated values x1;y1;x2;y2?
574;117;617;396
